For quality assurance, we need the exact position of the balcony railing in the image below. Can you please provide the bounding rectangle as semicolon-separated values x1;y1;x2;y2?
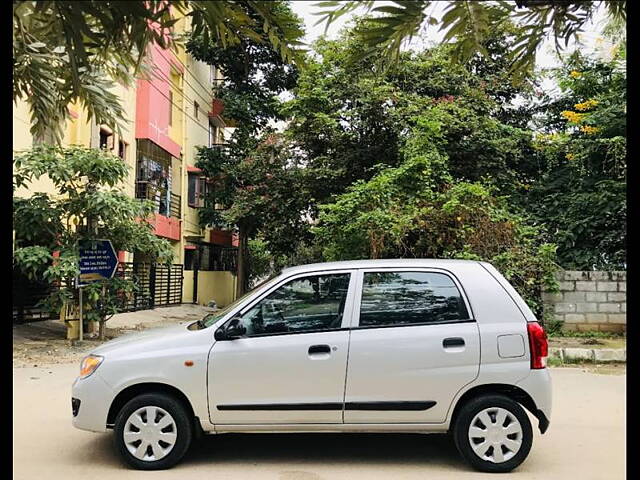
135;181;181;220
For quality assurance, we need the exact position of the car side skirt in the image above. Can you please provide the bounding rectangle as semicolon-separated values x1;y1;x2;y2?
209;423;449;434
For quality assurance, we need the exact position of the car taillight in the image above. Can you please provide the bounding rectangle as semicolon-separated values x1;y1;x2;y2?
527;322;548;369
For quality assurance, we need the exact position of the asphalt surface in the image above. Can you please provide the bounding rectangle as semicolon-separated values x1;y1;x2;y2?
13;364;625;480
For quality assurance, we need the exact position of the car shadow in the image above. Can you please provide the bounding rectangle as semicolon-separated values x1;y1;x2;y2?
78;432;468;471
184;432;465;468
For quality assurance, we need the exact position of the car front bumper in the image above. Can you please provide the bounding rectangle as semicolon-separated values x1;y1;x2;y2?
71;372;114;433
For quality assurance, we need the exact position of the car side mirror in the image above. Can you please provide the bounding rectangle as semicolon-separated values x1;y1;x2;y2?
215;317;246;341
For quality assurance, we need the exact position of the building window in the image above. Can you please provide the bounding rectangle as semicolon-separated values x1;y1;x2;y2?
184;248;196;270
194;101;199;120
208;122;219;147
118;140;127;161
99;128;113;150
168;90;173;126
188;172;206;208
196;243;237;272
135;139;174;217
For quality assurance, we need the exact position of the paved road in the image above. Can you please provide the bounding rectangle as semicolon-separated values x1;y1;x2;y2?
13;364;625;480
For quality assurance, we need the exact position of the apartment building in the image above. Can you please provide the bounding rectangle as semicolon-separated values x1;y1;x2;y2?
12;13;238;316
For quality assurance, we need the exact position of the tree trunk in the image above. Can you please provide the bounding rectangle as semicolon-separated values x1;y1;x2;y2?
236;226;249;298
99;319;106;341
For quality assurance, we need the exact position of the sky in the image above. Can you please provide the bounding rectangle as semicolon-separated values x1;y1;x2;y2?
290;1;615;75
269;1;618;128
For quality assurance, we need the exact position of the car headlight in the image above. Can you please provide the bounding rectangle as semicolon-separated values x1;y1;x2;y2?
79;354;104;379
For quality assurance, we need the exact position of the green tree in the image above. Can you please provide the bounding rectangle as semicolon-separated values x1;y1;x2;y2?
195;134;314;295
283;22;539;205
13;0;305;143
314;121;558;318
313;0;626;81
13;145;173;339
187;1;306;295
519;51;626;269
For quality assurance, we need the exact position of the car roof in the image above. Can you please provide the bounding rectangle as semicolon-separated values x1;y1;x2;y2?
281;258;486;275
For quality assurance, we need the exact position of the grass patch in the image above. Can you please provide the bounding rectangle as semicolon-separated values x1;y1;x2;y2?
547;356;592;367
548;330;625;339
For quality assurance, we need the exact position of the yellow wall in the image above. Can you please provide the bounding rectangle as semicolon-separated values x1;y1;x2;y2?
168;68;183;145
182;52;214;244
183;270;194;303
13;98;33;152
13;13;237;299
183;270;237;307
196;271;237;308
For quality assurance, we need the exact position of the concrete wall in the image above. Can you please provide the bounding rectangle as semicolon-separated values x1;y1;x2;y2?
182;270;237;308
183;270;194;303
196;271;237;308
543;271;626;333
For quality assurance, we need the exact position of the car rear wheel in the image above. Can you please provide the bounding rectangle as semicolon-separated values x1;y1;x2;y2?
453;394;533;473
113;393;193;470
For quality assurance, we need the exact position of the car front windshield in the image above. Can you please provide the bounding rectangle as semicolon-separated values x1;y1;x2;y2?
201;273;282;328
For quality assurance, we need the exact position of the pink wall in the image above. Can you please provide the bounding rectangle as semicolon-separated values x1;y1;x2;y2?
151;214;181;241
136;43;183;158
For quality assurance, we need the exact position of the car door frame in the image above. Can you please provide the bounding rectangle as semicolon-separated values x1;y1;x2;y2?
347;267;476;329
207;268;359;426
342;266;480;424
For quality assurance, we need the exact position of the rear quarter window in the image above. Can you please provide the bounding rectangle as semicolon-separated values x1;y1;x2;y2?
359;271;470;327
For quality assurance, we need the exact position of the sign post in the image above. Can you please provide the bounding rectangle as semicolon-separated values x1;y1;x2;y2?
79;287;83;342
77;240;119;340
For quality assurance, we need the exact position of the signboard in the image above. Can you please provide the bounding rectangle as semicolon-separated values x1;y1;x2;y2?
78;239;118;287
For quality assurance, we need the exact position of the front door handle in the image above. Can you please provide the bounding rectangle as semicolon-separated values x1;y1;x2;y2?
308;344;331;355
443;337;465;348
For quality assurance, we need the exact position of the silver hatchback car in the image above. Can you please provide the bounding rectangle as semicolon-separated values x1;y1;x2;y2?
72;259;551;472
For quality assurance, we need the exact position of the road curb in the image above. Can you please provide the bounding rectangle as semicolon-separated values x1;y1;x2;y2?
549;347;626;363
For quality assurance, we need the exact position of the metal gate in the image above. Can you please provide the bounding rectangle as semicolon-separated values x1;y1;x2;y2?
12;270;57;324
13;262;184;323
106;262;184;310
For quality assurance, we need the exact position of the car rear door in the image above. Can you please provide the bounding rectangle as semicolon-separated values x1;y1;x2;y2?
343;268;480;424
208;270;356;425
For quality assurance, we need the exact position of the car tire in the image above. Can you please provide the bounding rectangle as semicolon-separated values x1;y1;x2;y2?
113;393;193;470
453;394;533;473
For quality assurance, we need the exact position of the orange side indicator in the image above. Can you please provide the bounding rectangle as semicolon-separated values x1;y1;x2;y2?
184;361;194;367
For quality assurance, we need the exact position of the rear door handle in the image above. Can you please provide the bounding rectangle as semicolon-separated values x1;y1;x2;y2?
308;344;331;355
443;337;465;348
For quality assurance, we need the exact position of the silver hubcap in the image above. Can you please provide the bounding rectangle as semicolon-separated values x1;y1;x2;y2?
123;406;177;461
468;407;523;463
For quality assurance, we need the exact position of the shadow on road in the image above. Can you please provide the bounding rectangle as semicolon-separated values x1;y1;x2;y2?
80;431;471;471
186;433;465;468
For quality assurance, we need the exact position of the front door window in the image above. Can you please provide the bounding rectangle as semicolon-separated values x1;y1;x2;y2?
237;273;351;336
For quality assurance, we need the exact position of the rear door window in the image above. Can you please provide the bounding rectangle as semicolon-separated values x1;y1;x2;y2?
358;271;470;327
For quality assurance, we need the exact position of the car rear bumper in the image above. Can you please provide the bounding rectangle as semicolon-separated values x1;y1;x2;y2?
516;368;552;434
536;409;550;434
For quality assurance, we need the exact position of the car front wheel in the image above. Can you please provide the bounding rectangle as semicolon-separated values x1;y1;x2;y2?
453;394;533;473
113;393;193;470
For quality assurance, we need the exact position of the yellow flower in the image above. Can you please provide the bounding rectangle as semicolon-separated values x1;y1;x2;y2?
570;71;582;78
580;125;600;135
565;153;576;161
574;99;599;111
561;110;586;123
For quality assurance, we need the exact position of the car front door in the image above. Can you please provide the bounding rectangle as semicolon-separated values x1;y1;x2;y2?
208;270;355;425
343;269;481;424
